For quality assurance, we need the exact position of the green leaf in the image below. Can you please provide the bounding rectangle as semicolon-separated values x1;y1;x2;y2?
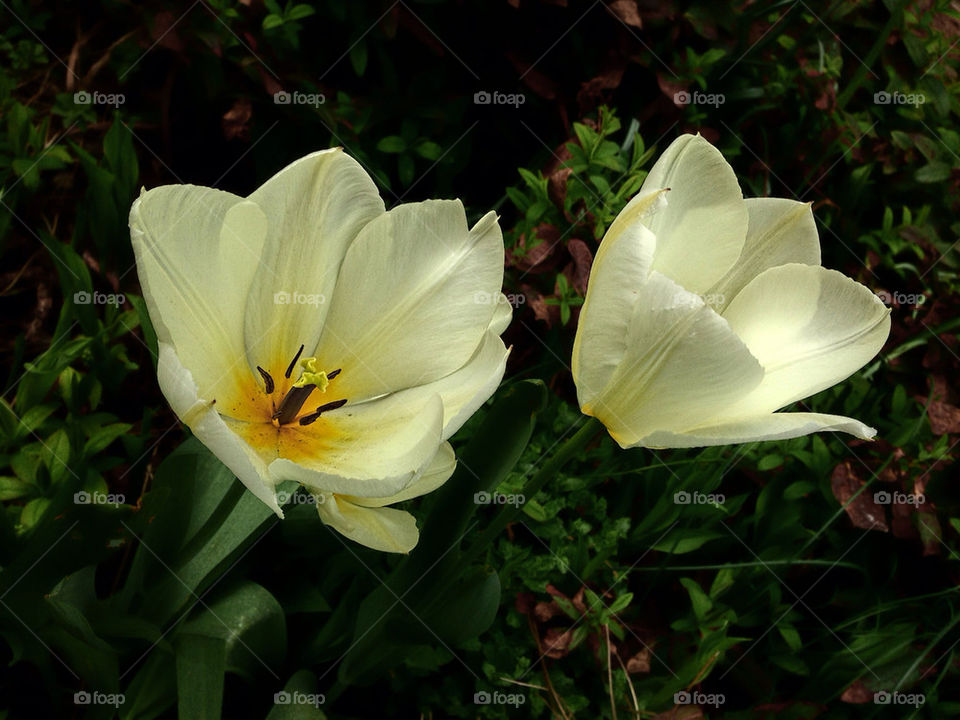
652;529;723;554
376;135;406;153
349;40;368;76
175;634;226;720
263;14;285;30
679;577;712;621
83;422;133;457
915;161;951;183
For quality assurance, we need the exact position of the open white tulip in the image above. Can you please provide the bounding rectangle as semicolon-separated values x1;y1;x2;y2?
130;148;510;552
572;134;890;449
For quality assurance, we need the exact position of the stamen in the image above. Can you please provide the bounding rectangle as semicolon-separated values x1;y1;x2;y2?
285;344;305;379
256;366;275;394
327;368;341;380
298;398;348;426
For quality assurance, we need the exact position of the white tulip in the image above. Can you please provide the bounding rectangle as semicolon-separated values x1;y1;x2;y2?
130;148;511;552
572;134;890;449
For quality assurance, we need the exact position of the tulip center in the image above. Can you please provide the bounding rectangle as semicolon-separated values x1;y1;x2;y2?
256;344;346;427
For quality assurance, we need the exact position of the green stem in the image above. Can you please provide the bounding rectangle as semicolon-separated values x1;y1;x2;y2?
459;416;605;567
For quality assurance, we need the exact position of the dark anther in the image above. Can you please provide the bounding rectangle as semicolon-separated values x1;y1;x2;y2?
327;368;341;380
285;344;305;379
256;366;274;394
298;398;348;426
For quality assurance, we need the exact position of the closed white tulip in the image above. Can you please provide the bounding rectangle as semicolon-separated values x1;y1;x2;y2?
130;148;510;552
572;134;890;449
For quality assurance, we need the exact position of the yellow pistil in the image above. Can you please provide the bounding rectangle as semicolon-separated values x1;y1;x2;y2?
292;356;330;392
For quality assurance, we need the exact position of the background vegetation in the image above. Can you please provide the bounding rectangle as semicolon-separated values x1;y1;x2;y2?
1;0;959;717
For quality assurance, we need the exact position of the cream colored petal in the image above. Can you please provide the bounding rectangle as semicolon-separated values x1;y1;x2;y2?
572;220;656;410
157;343;282;516
242;149;385;383
722;264;890;416
639;134;748;293
268;392;445;499
710;198;821;311
490;294;513;335
638;412;877;448
130;186;267;412
315;494;419;553
345;442;456;507
313;201;504;402
587;271;764;448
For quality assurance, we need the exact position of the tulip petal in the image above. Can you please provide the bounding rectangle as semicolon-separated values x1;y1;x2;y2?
130;186;268;416
639;134;748;293
157;343;282;516
313;201;504;402
315;494;419;553
242;149;386;385
711;198;821;310
639;411;877;448
345;442;456;507
572;220;656;409
722;264;890;415
586;272;764;448
268;392;445;499
490;294;513;335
